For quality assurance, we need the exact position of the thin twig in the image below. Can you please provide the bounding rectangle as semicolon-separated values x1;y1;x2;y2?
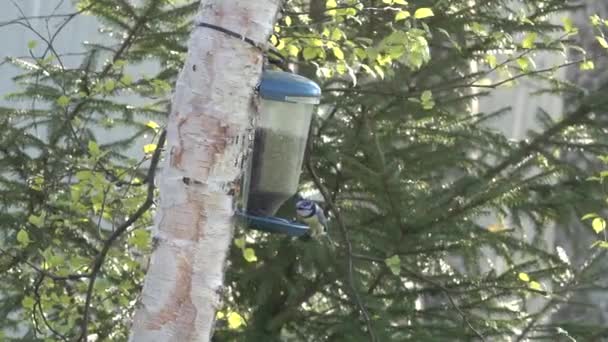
78;129;166;341
33;274;70;341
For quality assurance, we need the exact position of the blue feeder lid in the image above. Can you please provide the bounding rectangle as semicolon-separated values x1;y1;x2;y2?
235;210;310;237
260;71;321;104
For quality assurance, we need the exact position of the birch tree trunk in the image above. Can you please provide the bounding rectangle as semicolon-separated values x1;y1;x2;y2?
129;1;281;340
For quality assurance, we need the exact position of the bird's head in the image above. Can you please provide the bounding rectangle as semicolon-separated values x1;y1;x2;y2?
296;199;316;218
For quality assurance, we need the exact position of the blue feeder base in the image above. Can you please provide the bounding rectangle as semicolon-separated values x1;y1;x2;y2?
235;210;309;237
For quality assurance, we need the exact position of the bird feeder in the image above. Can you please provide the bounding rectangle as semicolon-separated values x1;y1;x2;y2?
236;70;321;236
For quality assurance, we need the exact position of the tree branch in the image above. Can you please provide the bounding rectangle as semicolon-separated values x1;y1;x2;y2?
78;129;166;341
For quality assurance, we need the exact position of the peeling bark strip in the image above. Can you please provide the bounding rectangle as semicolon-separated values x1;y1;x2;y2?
129;1;282;341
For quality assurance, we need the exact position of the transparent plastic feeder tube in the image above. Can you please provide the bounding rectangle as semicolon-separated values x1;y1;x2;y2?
245;99;313;216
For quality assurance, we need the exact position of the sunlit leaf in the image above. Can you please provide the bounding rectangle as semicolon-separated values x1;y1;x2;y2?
395;11;411;21
414;8;434;19
17;229;31;247
331;28;343;41
22;296;35;309
591;240;608;248
143;144;157;154
486;54;497;68
243;248;257;262
518;272;530;282
104;79;116;92
88;140;100;157
522;32;537;49
28;214;44;228
303;47;318;60
129;230;151;250
581;213;598;220
287;45;300;57
487;223;509;233
234;237;246;249
592;217;606;234
227;312;246;329
332;47;345;60
580;60;595;70
517;57;530;71
384;255;401;275
562;17;576;34
146;120;160;131
56;95;70;107
529;281;543;291
596;36;608;49
120;74;133;85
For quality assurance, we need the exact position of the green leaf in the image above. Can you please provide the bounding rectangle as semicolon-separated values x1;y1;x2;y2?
597;36;608;49
331;28;343;41
528;281;543;292
580;60;595;70
303;47;319;61
395;11;411;21
516;57;530;71
485;54;497;68
562;17;576;34
104;79;116;92
373;65;385;79
582;213;599;220
420;90;435;110
17;229;31;246
287;45;300;57
332;47;345;60
129;229;151;250
518;272;530;282
88;141;101;158
22;296;35;309
227;312;246;329
234;237;246;249
120;74;133;85
384;255;401;275
48;254;65;268
28;214;44;228
27;40;37;49
284;16;292;27
591;240;608;248
146;120;160;131
143;144;157;154
414;8;434;19
56;96;70;107
592;217;606;234
522;32;537;49
243;248;258;262
326;0;337;8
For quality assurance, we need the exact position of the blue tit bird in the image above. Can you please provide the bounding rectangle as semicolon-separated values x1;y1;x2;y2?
295;199;328;238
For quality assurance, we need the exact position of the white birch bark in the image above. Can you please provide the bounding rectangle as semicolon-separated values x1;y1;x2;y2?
129;1;281;340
